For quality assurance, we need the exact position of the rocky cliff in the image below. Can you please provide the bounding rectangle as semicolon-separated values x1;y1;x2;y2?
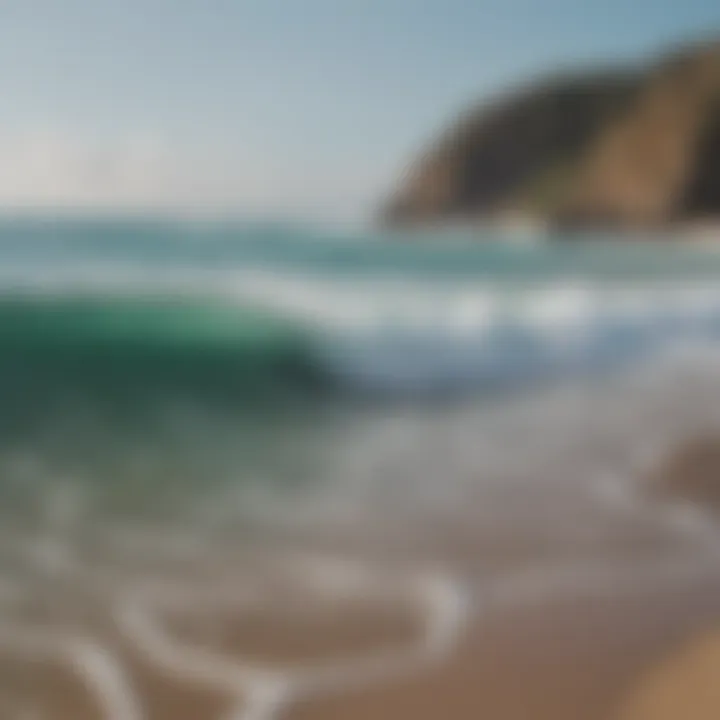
382;39;720;231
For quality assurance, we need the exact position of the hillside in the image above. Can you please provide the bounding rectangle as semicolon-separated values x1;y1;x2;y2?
382;39;720;232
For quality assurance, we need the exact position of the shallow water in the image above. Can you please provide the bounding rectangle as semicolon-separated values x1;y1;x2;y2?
3;219;720;717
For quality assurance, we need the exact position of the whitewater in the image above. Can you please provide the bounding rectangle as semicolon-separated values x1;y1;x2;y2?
2;219;720;717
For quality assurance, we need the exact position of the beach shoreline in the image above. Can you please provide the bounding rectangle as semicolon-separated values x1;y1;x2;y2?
2;430;720;719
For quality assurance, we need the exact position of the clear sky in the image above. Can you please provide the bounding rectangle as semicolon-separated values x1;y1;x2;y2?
1;0;719;220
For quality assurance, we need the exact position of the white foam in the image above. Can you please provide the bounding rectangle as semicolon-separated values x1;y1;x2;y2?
4;258;720;392
113;557;469;720
70;641;144;720
0;625;140;720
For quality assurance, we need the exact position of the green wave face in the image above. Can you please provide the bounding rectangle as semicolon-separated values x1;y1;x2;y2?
0;291;343;523
0;294;322;428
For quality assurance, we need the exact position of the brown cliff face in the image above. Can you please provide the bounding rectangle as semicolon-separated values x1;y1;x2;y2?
679;97;720;218
382;39;720;231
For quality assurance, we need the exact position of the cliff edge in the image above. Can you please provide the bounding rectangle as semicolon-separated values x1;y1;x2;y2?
382;39;720;232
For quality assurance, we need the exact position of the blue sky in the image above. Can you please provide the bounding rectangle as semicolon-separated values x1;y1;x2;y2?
1;0;719;219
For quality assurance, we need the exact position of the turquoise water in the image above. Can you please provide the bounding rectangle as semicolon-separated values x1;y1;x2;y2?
2;217;720;526
2;219;720;399
5;219;720;718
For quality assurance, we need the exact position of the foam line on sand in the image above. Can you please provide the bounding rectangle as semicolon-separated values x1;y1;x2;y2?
114;560;470;720
2;444;720;719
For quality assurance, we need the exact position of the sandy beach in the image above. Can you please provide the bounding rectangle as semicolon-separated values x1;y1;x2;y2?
615;629;720;720
0;430;720;720
2;555;720;719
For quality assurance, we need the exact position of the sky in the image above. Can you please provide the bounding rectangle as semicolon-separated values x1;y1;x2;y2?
1;0;720;220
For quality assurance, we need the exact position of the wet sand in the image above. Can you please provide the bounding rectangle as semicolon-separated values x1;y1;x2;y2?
615;629;720;720
0;651;105;719
162;602;422;665
3;435;720;719
2;570;720;719
0;609;241;720
290;582;720;720
649;435;720;510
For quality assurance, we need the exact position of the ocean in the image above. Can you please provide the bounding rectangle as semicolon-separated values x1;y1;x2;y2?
4;218;720;718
